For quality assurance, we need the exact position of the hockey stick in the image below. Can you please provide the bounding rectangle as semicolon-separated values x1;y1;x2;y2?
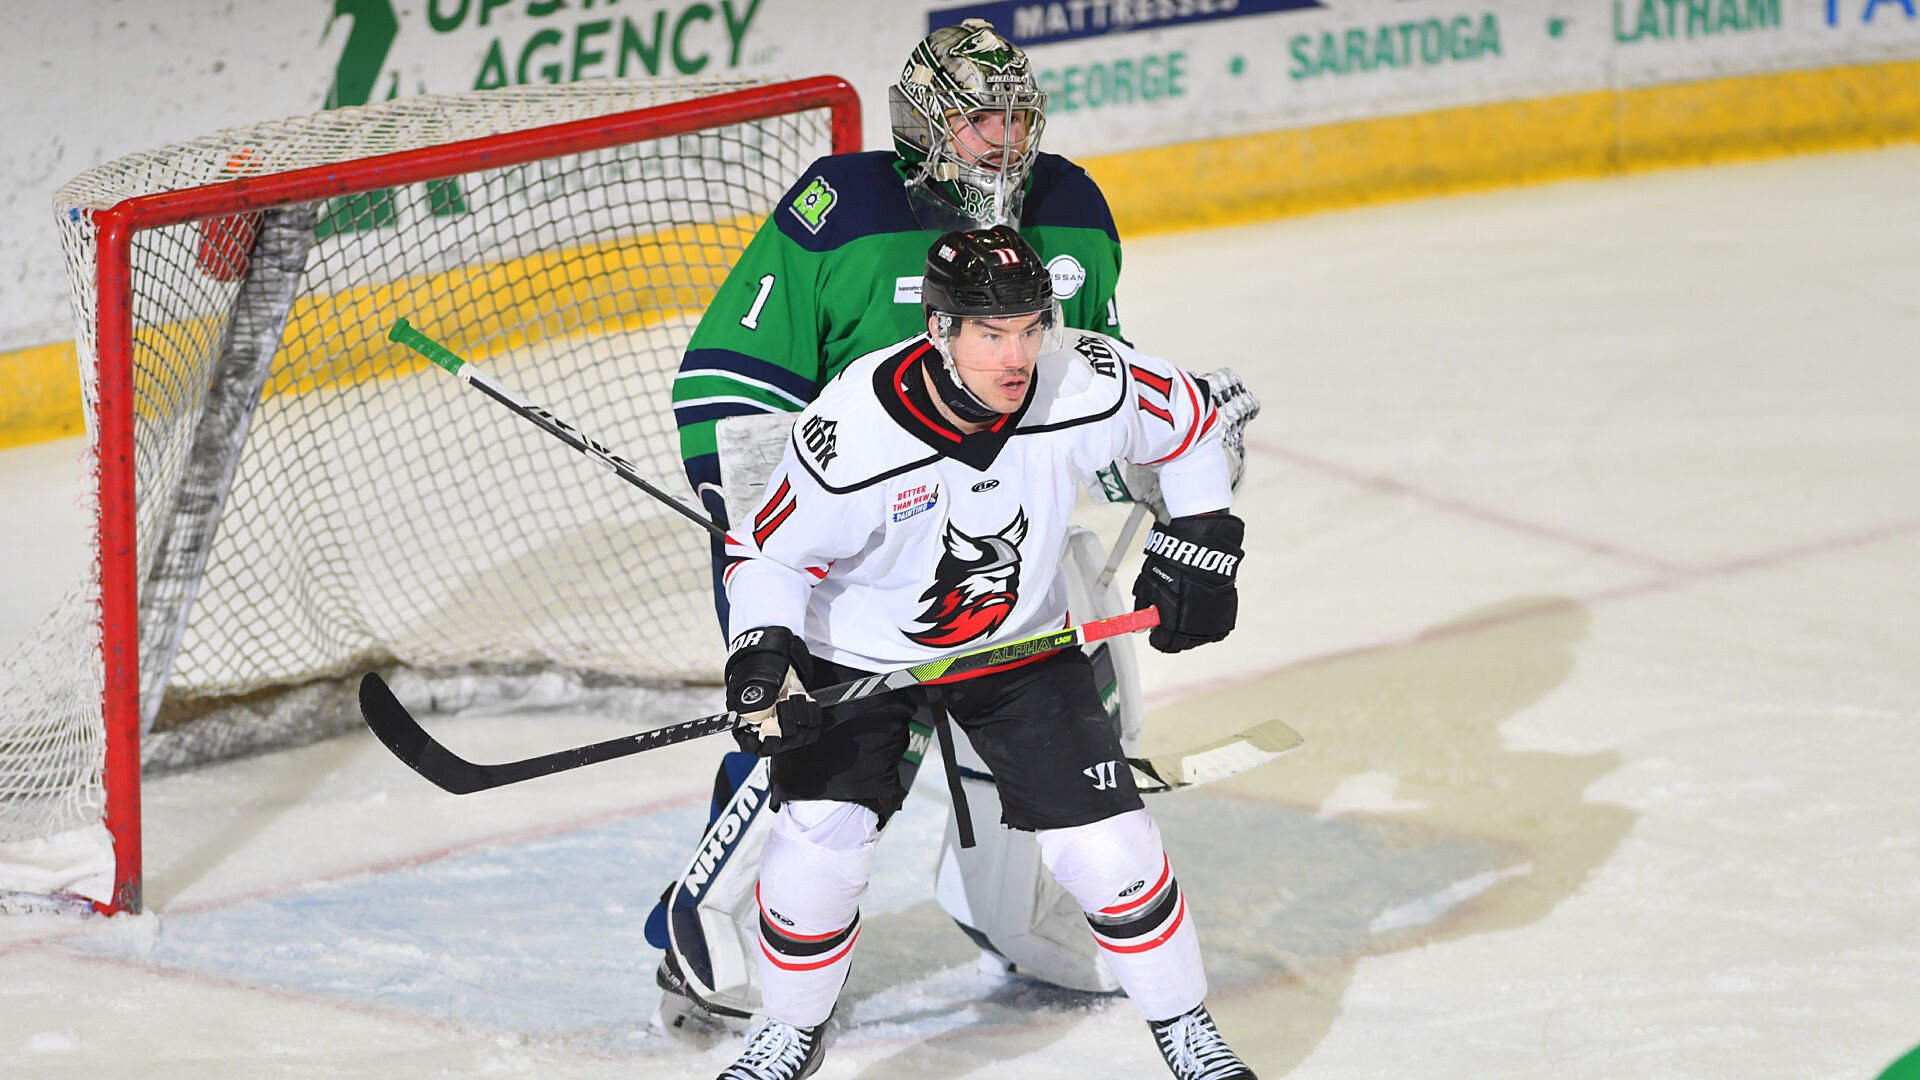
361;607;1163;795
387;318;724;539
1126;716;1303;794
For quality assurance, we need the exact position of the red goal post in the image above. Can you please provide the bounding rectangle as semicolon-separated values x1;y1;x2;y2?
14;76;859;915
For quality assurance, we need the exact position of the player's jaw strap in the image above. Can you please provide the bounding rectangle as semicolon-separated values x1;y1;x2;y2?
922;338;1004;425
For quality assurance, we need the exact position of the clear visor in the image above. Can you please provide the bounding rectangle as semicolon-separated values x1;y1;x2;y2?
929;298;1067;363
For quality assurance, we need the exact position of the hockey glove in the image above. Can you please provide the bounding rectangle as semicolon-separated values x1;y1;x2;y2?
1132;512;1245;654
725;625;824;756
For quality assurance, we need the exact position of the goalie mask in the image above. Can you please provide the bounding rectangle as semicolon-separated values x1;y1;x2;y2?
890;19;1048;229
921;225;1062;423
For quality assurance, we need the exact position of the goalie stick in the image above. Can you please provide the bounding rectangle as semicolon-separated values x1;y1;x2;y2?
387;318;724;538
363;608;1173;794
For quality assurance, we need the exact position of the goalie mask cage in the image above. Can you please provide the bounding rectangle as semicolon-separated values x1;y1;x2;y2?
2;75;859;915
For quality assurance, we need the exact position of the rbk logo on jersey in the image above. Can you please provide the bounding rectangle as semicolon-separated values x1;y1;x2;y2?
906;510;1028;648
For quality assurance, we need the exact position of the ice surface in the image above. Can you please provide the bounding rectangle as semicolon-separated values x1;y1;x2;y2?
3;146;1918;1078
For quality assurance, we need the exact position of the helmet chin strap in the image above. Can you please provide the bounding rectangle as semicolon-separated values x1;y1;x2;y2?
926;324;1005;425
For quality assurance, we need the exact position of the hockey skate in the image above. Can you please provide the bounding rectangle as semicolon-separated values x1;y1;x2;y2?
714;1017;826;1080
653;947;752;1035
1148;1004;1258;1080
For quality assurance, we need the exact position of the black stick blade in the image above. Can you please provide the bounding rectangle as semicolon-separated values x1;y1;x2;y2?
358;673;493;795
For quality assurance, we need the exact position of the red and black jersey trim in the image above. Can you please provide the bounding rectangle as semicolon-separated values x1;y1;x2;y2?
794;337;1209;496
1139;368;1219;467
877;339;1034;471
752;476;798;546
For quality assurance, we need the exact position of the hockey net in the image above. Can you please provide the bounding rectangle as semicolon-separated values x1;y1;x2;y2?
1;75;857;913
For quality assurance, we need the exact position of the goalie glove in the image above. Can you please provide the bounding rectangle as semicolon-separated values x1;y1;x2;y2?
1132;512;1245;654
1086;367;1261;516
725;625;824;756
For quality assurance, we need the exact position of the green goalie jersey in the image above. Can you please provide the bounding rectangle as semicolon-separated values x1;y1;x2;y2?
673;150;1125;502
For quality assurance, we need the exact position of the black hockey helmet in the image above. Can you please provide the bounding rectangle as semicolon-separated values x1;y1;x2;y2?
920;226;1060;424
921;224;1054;323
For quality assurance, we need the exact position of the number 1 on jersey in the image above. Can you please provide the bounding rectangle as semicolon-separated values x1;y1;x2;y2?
741;273;776;330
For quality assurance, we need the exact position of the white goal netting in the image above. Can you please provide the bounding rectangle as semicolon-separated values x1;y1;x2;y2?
1;76;842;907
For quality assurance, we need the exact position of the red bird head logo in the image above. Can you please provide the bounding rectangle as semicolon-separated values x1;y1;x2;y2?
907;510;1029;648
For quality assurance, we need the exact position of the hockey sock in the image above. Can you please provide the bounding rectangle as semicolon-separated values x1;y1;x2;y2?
756;799;881;1028
1037;808;1208;1021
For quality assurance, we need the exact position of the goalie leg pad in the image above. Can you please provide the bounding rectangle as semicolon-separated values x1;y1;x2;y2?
1037;809;1207;1021
716;412;800;526
934;770;1121;993
658;754;775;1023
757;799;880;1027
1063;525;1145;755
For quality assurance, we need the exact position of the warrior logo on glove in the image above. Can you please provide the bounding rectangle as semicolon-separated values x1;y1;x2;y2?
1132;512;1245;654
1142;529;1241;577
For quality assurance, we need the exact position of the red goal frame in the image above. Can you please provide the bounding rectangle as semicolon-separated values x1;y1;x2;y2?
86;76;861;914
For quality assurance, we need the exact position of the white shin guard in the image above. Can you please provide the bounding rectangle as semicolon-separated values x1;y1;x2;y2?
1037;809;1208;1022
756;800;881;1028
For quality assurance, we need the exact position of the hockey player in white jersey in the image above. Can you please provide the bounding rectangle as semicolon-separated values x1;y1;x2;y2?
712;225;1258;1080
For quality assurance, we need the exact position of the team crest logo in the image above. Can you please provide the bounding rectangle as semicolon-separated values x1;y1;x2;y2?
789;177;837;234
951;26;1024;74
906;510;1028;648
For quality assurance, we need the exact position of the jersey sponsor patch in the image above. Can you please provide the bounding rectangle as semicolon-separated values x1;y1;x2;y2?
894;276;923;304
907;510;1029;648
890;483;939;523
789;176;838;234
1047;254;1086;299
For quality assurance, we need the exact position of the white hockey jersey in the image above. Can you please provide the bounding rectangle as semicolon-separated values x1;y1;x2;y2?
724;329;1233;673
